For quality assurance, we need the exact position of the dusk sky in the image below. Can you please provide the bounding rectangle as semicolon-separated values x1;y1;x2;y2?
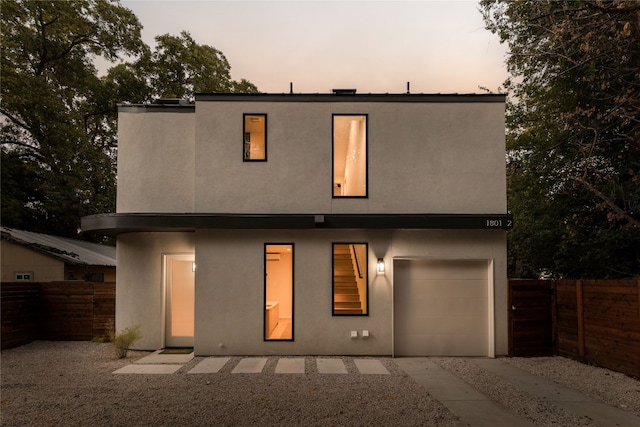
120;0;508;94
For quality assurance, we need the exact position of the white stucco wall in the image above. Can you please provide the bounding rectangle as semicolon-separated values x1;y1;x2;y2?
116;232;195;349
117;110;195;213
195;101;506;214
113;96;509;356
190;228;506;356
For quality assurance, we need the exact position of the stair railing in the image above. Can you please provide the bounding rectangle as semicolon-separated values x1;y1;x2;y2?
351;244;364;279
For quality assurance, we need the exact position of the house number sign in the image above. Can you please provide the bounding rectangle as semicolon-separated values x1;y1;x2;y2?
485;218;513;228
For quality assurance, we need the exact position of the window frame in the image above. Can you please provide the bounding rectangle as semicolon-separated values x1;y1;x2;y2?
331;114;368;198
264;242;295;341
243;113;268;162
14;272;33;282
332;242;369;316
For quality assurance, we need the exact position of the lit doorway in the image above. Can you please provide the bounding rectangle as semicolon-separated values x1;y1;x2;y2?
164;254;195;347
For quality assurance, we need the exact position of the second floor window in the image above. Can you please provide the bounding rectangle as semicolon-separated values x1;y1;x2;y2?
244;114;267;161
333;114;367;197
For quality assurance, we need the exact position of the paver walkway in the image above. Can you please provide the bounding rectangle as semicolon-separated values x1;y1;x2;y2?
395;357;640;427
113;352;390;375
113;353;640;427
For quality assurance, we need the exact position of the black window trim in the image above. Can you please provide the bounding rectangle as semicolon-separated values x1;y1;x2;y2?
263;242;295;341
332;113;369;198
332;241;370;317
243;113;268;162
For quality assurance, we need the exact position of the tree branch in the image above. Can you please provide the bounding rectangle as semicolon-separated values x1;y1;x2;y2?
569;175;640;228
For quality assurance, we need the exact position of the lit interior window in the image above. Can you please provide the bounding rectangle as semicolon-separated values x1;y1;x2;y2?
244;114;267;161
333;115;367;197
333;243;368;315
265;244;293;340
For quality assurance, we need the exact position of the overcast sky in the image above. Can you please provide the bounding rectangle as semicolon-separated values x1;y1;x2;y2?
120;0;508;94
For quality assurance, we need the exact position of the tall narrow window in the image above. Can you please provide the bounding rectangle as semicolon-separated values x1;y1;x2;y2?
244;114;267;161
265;244;294;340
333;243;368;315
333;114;367;197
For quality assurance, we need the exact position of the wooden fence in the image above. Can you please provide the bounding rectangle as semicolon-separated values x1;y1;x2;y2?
509;279;640;378
1;282;40;350
1;281;115;350
508;279;555;357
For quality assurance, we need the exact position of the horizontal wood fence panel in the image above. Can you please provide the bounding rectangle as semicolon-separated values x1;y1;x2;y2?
1;283;40;350
508;280;554;357
0;282;115;349
510;278;640;378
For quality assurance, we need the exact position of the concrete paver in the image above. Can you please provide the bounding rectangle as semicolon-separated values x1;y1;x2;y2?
275;358;305;374
114;364;183;374
316;358;348;374
354;359;390;375
187;357;230;374
135;350;194;365
471;358;640;427
394;358;535;427
231;357;267;374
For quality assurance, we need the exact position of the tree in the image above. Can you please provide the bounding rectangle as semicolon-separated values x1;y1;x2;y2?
142;31;258;100
481;0;640;278
2;2;259;239
1;0;146;238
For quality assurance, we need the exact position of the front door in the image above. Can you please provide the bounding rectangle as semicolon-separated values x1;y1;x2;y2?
165;254;195;347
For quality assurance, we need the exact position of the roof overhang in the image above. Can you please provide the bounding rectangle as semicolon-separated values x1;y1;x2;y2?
81;213;513;237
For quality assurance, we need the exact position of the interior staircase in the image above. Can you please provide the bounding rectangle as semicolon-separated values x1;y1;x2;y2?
333;245;363;314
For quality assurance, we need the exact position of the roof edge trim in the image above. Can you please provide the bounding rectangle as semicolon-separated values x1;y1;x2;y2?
81;213;513;237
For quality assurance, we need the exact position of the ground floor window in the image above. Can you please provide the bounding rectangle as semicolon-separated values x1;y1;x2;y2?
332;243;368;315
264;244;294;340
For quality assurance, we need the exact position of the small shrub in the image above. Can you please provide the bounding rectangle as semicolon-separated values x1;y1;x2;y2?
107;322;141;359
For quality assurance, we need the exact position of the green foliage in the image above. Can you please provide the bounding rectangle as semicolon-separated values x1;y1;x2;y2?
142;31;259;100
1;0;146;238
481;0;640;278
106;320;141;359
1;1;258;239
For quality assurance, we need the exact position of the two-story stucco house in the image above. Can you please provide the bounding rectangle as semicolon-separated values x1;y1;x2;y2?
82;91;512;357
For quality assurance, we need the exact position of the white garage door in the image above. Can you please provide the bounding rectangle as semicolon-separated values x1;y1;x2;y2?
394;259;490;357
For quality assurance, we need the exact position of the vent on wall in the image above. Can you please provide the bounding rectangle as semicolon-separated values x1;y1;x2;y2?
266;253;281;261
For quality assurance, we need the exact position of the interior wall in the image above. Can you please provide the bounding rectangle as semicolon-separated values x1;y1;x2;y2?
343;117;366;196
266;251;292;318
170;259;195;336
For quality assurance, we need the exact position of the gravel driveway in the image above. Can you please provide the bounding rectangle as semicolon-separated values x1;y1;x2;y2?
1;341;639;426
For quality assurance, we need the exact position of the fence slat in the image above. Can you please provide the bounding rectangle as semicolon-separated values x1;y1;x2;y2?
509;278;640;378
0;282;115;349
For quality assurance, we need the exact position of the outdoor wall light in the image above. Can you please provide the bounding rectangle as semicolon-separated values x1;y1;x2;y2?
377;258;385;274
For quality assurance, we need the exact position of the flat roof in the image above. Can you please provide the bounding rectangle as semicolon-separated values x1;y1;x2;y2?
118;92;505;112
195;92;506;103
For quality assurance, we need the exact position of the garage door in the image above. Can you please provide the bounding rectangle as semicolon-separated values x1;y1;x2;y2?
394;259;491;356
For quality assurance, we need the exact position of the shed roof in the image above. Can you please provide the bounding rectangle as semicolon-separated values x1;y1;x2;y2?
0;227;116;267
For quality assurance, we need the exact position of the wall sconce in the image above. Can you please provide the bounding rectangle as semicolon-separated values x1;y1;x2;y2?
377;258;385;274
192;262;196;272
